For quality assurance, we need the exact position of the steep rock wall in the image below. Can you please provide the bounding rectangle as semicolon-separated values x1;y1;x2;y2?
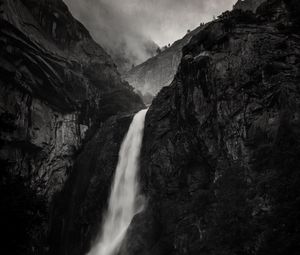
131;1;300;255
49;1;300;255
0;0;143;253
49;114;136;255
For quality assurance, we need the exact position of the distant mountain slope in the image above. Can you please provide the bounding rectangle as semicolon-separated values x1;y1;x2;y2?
63;0;159;75
124;0;270;104
123;25;204;101
111;38;159;74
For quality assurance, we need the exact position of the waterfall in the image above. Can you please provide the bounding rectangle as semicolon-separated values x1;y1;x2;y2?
88;109;148;255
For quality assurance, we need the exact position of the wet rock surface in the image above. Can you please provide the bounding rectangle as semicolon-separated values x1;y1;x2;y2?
124;0;269;103
49;114;136;255
0;0;143;253
132;1;300;254
1;0;300;254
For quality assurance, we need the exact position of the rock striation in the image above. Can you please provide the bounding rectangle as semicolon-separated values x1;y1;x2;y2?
133;1;300;254
124;0;273;104
2;0;300;254
50;114;135;255
0;0;143;253
50;1;300;255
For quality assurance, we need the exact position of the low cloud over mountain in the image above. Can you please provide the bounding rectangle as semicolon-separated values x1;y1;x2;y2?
64;0;236;71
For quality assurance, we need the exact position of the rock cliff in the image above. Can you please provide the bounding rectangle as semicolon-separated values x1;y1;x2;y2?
49;1;300;255
50;114;135;255
135;1;300;254
0;0;143;253
2;0;300;254
124;0;272;105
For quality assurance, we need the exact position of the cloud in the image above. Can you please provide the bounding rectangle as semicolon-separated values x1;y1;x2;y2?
64;0;236;67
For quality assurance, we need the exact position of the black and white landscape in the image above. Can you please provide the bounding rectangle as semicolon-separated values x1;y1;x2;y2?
0;0;300;255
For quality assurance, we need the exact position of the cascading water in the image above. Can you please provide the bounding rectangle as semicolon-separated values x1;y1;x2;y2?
88;109;148;255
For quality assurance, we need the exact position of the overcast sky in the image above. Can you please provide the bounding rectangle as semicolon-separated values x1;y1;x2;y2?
64;0;236;65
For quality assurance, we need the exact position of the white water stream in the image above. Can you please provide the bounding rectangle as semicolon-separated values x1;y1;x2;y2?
88;109;148;255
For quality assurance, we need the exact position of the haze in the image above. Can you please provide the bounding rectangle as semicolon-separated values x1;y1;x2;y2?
64;0;236;67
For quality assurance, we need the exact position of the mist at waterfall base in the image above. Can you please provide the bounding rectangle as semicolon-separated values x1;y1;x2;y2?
88;109;148;255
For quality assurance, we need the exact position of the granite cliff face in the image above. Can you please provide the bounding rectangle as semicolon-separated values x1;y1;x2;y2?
124;0;271;104
133;1;300;254
50;114;135;255
0;0;143;253
2;0;300;254
49;1;300;255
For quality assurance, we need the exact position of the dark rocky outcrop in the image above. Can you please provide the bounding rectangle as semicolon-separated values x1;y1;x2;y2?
2;0;300;255
0;0;143;253
125;1;300;255
49;1;300;255
124;0;274;104
48;1;300;255
49;114;135;255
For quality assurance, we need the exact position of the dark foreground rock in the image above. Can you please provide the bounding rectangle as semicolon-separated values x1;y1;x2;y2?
49;1;300;255
49;114;136;255
128;1;300;255
2;0;300;254
0;0;143;253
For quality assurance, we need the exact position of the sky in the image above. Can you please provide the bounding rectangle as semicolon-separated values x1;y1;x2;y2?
64;0;237;66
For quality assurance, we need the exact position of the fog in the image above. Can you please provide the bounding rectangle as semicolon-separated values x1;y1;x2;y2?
64;0;236;68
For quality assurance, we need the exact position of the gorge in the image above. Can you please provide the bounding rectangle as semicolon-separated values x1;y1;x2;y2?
88;109;147;255
1;0;300;255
